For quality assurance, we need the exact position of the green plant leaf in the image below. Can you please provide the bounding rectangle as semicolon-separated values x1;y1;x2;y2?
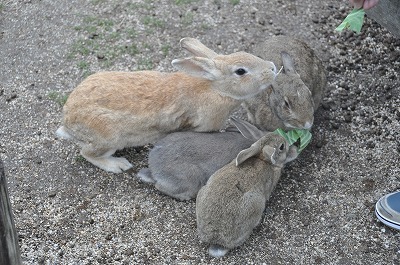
287;130;300;145
275;128;290;143
335;8;365;33
274;129;312;154
298;130;312;153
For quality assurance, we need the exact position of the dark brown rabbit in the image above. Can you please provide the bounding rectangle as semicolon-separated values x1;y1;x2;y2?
196;132;298;257
242;36;327;131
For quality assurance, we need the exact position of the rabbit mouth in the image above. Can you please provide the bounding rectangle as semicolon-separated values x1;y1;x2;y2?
303;121;313;129
283;122;296;129
274;66;283;78
284;120;313;130
260;82;274;91
283;120;302;129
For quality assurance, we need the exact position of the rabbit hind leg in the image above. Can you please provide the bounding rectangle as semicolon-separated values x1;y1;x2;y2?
154;168;204;201
137;168;155;183
81;146;133;173
155;180;194;201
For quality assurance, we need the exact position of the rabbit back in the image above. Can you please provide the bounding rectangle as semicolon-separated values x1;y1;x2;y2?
196;133;290;253
62;71;238;149
196;159;269;249
138;131;254;201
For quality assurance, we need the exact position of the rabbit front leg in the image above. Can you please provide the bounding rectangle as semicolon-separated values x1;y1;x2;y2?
80;146;133;173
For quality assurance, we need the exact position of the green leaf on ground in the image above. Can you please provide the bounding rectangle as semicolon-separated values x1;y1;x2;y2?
335;8;365;33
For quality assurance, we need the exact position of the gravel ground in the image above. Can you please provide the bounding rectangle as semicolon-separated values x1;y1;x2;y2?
1;0;399;264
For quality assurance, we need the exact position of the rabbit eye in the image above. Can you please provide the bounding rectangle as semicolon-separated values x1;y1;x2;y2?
235;68;247;76
279;143;285;151
284;98;291;109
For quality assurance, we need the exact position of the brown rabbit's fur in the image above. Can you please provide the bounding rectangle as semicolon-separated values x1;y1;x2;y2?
57;38;277;173
63;72;238;143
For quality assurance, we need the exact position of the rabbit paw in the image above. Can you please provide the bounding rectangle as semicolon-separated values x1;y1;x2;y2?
83;154;133;173
105;157;133;173
208;244;229;258
56;126;73;140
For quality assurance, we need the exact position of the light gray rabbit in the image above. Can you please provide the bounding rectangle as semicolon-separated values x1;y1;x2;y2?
196;132;298;258
242;36;327;131
137;117;266;201
56;38;277;173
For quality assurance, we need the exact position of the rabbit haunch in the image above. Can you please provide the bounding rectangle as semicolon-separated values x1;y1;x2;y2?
57;37;277;173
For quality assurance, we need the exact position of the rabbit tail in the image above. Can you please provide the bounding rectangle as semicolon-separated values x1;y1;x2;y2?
208;244;229;258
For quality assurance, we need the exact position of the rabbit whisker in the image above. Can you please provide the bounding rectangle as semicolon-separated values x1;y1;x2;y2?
276;66;284;76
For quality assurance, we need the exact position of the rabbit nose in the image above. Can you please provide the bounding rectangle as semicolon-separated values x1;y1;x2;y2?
263;62;277;79
270;62;277;77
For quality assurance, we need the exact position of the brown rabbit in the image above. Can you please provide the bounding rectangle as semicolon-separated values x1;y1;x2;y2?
56;38;277;173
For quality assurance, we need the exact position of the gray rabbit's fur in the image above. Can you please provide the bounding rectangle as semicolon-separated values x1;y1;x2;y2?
137;117;266;201
196;133;298;258
242;36;327;131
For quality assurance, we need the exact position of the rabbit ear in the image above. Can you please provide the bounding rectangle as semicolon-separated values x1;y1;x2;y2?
281;51;298;76
285;145;299;163
171;57;221;80
230;117;265;141
235;141;261;166
224;124;239;132
180;38;218;59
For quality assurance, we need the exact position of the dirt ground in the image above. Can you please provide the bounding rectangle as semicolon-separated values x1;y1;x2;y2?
0;0;399;264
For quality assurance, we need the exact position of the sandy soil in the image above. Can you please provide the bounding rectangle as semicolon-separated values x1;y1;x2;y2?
0;0;399;264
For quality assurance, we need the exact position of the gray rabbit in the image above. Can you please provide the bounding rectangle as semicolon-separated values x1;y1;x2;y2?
242;36;327;131
137;117;266;201
196;132;298;258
